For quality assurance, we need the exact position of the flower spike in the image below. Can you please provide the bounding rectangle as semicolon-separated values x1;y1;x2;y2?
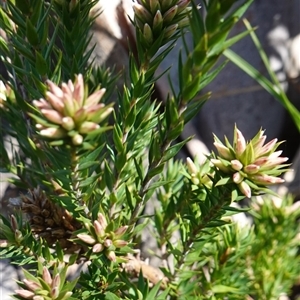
31;74;113;146
210;126;289;198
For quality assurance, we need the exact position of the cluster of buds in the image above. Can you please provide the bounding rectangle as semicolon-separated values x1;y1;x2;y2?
31;74;113;146
133;0;191;45
211;126;289;198
77;213;128;262
186;157;214;188
15;265;73;300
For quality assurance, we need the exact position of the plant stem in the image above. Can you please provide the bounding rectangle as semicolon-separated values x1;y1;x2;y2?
170;190;231;284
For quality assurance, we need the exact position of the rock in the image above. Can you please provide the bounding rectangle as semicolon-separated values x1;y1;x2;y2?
193;0;299;149
0;259;19;300
279;146;300;198
88;0;133;72
287;34;300;80
287;34;300;94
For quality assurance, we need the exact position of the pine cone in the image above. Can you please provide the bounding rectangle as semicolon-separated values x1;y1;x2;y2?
19;187;82;252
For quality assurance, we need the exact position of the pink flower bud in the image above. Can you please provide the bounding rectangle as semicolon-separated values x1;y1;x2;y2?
92;243;104;253
163;5;178;23
15;289;35;299
253;157;268;166
73;74;84;106
268;150;282;159
43;266;52;285
33;99;51;110
113;239;128;248
256;138;278;156
97;213;108;230
252;133;266;152
177;0;191;13
78;121;100;134
94;220;105;237
244;164;260;174
106;250;116;262
41;109;63;124
62;117;75;131
51;274;61;290
46;80;63;98
85;103;104;115
45;92;64;113
234;128;246;157
51;287;59;299
61;81;71;95
67;79;75;92
164;24;178;39
261;156;288;169
10;214;18;231
153;10;163;30
238;181;251;198
186;157;198;175
77;233;96;245
133;3;152;23
233;172;243;184
251;174;285;186
72;134;83;145
61;83;76;116
40;127;66;138
213;142;233;160
23;279;41;291
114;225;129;237
85;88;106;106
104;239;113;248
231;159;243;171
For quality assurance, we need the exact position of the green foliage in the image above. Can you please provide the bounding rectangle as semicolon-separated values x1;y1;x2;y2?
249;196;300;299
0;1;299;299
